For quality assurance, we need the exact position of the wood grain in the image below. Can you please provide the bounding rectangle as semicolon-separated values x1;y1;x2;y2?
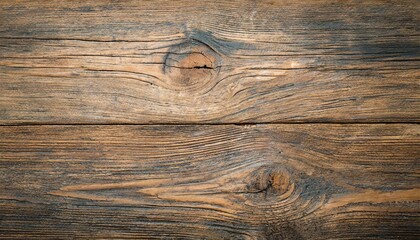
1;124;419;239
1;0;419;124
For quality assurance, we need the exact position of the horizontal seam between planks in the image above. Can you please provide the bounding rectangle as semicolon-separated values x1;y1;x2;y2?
0;122;419;127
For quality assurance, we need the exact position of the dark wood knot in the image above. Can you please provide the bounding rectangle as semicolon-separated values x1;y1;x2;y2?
244;165;293;201
164;39;221;90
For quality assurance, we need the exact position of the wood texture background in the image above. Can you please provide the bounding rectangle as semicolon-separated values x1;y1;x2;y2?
0;0;419;239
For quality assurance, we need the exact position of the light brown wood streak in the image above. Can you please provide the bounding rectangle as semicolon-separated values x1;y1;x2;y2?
323;189;420;210
0;0;419;124
0;125;419;239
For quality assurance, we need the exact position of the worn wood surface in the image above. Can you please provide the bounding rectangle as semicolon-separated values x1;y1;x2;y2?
1;0;419;239
1;0;419;124
0;124;419;239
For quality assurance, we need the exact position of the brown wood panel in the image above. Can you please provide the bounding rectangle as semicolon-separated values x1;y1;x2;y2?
0;0;419;124
1;124;419;239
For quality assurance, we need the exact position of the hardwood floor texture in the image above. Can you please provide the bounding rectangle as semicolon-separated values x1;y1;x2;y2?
0;0;419;239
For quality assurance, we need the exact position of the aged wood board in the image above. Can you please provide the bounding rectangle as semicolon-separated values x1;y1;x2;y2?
0;0;419;124
0;125;419;239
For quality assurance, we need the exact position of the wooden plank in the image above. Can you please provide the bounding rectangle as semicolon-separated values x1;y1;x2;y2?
1;124;419;239
0;0;419;124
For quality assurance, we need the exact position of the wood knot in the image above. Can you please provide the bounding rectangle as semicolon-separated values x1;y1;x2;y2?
244;165;292;200
164;39;221;90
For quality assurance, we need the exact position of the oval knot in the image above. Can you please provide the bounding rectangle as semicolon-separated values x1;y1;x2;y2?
164;39;221;90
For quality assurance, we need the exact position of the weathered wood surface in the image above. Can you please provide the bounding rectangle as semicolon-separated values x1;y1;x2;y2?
1;0;419;239
1;0;419;124
1;124;419;239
